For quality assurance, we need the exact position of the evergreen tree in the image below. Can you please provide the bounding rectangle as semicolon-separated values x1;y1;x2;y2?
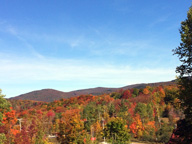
173;6;192;77
171;5;192;143
173;5;192;124
135;103;147;124
104;117;130;144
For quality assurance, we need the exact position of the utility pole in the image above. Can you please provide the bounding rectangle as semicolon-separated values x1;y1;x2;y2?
102;118;105;130
102;117;105;142
98;112;100;122
17;118;23;131
91;126;95;144
91;126;94;137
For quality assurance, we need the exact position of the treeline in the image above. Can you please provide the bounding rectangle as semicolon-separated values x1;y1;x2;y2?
0;85;182;144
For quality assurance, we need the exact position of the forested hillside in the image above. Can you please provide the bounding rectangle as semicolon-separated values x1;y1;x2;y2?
10;80;175;102
0;84;182;143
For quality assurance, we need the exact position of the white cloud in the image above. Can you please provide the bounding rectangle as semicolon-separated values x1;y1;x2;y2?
0;55;176;86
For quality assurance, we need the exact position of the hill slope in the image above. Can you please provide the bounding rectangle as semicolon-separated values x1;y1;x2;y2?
10;80;175;102
10;89;69;102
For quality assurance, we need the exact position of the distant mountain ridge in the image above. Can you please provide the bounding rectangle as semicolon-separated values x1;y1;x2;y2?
10;80;176;102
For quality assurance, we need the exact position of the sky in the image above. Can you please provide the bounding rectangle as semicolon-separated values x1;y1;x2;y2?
0;0;191;98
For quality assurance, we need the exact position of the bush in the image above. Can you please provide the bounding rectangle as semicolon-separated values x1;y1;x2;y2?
156;124;173;143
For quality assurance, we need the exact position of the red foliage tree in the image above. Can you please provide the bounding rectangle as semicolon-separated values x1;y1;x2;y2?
122;90;132;99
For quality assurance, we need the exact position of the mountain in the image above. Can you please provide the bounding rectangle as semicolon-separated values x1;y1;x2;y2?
10;80;176;102
9;89;68;102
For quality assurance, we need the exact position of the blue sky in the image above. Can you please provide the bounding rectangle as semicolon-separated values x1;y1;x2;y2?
0;0;191;98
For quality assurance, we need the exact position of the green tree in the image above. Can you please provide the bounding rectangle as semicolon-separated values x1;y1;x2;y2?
108;103;116;117
119;100;128;113
0;133;6;144
117;100;129;120
132;88;139;97
104;117;130;144
82;102;98;131
35;128;44;144
0;89;11;125
156;124;173;143
135;103;147;124
173;5;192;123
172;5;192;143
164;88;179;105
146;103;154;121
0;89;11;144
110;92;122;99
173;6;192;77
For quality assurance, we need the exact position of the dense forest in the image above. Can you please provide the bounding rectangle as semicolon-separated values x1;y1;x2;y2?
0;84;183;143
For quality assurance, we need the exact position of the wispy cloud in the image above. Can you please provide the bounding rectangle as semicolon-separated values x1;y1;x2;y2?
1;21;156;59
0;55;176;86
0;22;44;59
149;14;171;27
7;25;17;35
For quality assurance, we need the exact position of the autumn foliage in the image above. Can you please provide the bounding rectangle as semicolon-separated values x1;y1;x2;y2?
0;85;182;143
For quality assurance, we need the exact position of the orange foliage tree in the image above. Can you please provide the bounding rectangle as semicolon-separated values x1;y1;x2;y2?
57;109;86;144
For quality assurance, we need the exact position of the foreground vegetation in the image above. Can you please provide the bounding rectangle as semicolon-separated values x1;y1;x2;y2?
0;84;181;144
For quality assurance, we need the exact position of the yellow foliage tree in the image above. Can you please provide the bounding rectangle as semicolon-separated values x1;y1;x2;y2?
143;88;149;95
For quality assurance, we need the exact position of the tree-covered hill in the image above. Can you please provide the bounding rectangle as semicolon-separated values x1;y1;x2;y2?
9;80;175;102
2;84;181;144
